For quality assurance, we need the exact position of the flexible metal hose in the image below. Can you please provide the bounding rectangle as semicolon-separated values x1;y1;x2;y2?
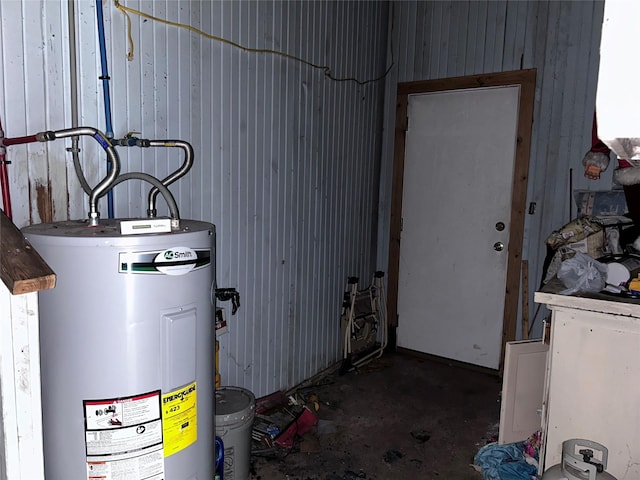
108;172;180;221
44;127;120;225
146;140;194;217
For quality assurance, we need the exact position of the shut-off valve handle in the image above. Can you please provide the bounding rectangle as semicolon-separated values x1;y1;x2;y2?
579;449;604;473
215;288;240;315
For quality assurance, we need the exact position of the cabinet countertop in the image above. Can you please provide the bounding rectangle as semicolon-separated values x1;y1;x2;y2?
535;278;640;318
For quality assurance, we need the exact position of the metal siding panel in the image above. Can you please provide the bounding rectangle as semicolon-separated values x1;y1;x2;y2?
451;1;469;78
492;1;507;72
511;1;529;69
72;2;100;220
293;1;306;384
188;2;203;220
413;1;427;78
317;0;330;372
283;1;298;391
555;1;585;221
398;2;415;81
160;0;176;210
535;0;567;227
315;0;326;373
43;2;70;223
224;0;240;388
428;2;444;79
170;0;184;211
144;2;163;212
243;0;254;387
23;3;49;225
326;3;340;368
439;3;452;78
111;2;141;218
273;0;286;395
299;12;311;359
307;0;319;378
521;0;539;69
253;0;268;396
320;1;333;370
465;1;480;74
274;0;289;392
567;3;596;183
518;1;547;317
526;0;554;243
502;1;520;69
483;1;498;72
243;0;258;390
473;2;489;74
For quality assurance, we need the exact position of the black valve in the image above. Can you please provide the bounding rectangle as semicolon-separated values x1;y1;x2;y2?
579;449;604;473
215;288;240;315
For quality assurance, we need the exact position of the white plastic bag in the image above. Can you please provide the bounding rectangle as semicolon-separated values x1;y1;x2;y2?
557;252;608;295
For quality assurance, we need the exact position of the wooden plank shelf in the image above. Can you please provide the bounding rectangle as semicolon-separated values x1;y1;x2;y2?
1;210;55;295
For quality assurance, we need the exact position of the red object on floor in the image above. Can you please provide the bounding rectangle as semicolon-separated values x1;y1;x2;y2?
274;407;318;448
255;391;289;415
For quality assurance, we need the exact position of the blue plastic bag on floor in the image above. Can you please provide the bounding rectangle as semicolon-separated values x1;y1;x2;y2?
473;441;537;480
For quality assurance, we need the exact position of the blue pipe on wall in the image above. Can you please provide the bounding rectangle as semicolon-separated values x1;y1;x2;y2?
96;0;115;218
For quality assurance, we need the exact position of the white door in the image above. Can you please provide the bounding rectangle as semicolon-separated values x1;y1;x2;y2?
396;86;520;369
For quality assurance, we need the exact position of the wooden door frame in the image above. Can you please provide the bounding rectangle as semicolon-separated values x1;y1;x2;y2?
387;69;536;371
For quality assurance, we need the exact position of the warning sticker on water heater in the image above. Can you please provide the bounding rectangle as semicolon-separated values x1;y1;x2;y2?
84;391;164;480
162;381;197;457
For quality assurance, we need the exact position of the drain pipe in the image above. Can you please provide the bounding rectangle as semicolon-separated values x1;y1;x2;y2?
96;0;115;218
38;127;120;226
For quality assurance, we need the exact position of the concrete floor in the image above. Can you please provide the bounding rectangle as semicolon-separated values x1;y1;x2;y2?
249;352;502;480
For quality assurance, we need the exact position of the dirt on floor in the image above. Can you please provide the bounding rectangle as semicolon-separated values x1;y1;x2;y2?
248;352;502;480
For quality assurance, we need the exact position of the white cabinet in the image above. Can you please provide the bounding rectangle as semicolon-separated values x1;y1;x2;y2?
535;291;640;479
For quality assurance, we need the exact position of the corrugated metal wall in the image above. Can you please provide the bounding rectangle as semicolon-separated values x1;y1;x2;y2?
0;0;389;397
1;0;610;395
377;1;608;338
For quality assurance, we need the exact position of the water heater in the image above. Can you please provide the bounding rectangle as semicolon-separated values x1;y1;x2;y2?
23;219;215;480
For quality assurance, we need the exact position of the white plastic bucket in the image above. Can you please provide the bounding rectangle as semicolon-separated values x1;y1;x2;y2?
215;386;255;480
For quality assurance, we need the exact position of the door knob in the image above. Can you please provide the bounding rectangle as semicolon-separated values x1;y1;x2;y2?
493;241;504;252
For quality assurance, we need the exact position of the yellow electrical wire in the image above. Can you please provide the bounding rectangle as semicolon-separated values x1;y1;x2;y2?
113;0;393;85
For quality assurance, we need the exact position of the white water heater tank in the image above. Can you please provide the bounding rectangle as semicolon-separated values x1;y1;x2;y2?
23;219;216;480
